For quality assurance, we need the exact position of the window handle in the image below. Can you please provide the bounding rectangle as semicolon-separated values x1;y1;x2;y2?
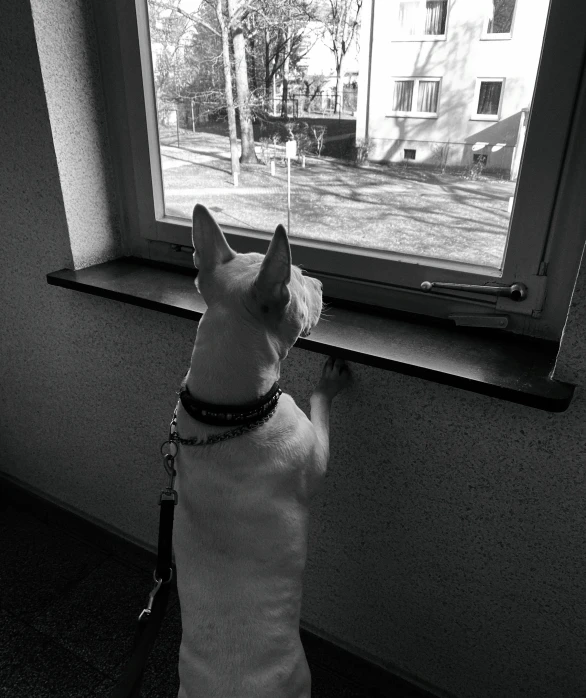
421;281;528;301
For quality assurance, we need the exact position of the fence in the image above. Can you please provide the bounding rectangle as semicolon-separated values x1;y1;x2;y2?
292;88;358;116
158;86;359;130
262;97;300;119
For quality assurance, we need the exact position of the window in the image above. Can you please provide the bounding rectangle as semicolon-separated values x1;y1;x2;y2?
97;0;586;342
483;0;516;38
473;79;504;120
404;149;417;160
396;0;448;39
391;78;440;116
473;153;488;165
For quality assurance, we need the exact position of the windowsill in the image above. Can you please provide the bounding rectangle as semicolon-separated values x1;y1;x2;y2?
391;35;447;42
46;257;575;413
386;113;438;119
480;34;512;40
470;114;500;121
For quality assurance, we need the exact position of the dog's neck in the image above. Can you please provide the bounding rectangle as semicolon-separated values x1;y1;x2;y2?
185;307;282;405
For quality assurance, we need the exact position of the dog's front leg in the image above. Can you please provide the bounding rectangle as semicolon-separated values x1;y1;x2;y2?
309;357;350;475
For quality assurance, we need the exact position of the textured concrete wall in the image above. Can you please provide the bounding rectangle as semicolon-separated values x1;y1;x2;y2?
29;0;121;268
1;2;585;698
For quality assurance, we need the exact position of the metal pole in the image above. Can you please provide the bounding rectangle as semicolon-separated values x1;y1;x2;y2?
176;110;179;146
287;157;291;234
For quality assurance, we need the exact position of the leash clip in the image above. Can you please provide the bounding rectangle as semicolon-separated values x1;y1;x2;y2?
138;573;163;622
160;442;178;504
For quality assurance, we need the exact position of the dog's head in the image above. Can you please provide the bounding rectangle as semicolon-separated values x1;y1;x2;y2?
191;204;323;358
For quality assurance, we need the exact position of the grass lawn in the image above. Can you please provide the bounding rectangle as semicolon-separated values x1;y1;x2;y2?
159;127;516;269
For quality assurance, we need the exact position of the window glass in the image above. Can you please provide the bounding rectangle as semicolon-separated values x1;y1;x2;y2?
487;0;516;34
424;1;447;35
417;80;439;112
393;80;415;111
477;81;503;115
398;1;420;35
146;0;552;270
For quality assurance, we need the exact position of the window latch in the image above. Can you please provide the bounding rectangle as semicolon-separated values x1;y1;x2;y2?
421;281;528;301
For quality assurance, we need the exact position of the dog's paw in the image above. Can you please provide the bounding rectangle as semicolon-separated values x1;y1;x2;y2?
313;356;351;400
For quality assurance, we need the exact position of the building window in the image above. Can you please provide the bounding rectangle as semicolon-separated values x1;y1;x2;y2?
472;79;504;120
473;153;488;165
391;78;441;116
397;0;448;39
482;0;516;39
478;82;502;114
404;149;417;160
487;0;515;34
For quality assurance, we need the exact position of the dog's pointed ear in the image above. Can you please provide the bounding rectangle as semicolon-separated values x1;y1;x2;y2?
192;204;236;271
254;224;291;308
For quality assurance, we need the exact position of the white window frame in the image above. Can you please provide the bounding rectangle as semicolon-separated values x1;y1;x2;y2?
471;78;505;121
388;77;441;118
481;0;517;41
392;0;449;42
94;0;586;343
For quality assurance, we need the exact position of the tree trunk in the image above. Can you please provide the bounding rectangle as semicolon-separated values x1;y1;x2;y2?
226;0;259;163
216;0;240;176
264;27;271;96
281;28;291;118
247;14;258;92
334;56;343;114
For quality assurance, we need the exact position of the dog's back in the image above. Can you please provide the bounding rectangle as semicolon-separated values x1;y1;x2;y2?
174;394;321;698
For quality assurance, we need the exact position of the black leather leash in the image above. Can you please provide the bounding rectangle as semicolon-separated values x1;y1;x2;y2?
109;447;178;698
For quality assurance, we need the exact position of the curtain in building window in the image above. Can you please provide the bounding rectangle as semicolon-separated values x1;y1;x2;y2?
398;1;419;35
425;1;447;35
478;81;502;115
487;0;515;33
417;81;439;112
393;81;414;111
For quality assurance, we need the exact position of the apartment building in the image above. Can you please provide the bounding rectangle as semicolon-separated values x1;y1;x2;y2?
356;0;550;176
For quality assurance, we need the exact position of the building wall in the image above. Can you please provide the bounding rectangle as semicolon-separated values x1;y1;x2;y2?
359;0;549;170
2;2;586;698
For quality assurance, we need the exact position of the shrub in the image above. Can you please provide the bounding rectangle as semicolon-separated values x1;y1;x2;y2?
353;137;372;165
310;125;327;157
464;159;486;180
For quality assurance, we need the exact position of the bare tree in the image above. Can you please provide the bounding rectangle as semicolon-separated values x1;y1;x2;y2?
148;1;198;106
244;0;318;113
318;0;362;114
226;0;259;163
149;0;242;174
215;0;240;175
147;0;323;171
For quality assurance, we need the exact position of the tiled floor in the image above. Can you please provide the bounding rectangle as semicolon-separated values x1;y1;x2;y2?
0;495;430;698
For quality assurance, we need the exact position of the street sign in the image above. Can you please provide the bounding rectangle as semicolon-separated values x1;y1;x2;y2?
285;139;297;159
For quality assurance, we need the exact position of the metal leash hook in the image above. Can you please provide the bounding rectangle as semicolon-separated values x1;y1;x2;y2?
138;572;163;621
136;441;179;621
160;440;178;504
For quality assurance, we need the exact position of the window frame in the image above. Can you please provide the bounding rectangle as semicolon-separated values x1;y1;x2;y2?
388;76;441;118
92;0;586;343
392;0;449;42
471;78;505;121
481;0;517;41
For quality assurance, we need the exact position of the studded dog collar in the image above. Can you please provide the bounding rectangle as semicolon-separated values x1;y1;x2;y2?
178;379;282;426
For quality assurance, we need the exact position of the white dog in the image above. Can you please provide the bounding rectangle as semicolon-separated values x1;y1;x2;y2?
172;204;349;698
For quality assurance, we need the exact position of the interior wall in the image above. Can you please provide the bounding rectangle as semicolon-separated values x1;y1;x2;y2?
1;2;585;698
